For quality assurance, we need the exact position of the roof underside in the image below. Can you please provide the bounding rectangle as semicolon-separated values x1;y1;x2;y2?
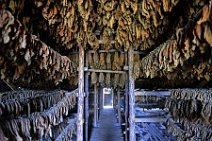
0;0;211;89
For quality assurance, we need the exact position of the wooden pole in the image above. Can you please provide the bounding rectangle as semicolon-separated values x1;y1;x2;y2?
128;47;135;141
88;49;146;54
93;84;97;127
77;46;84;141
117;88;121;124
85;69;126;74
85;52;89;141
96;86;99;121
100;87;103;109
124;52;129;141
112;88;114;107
2;79;15;91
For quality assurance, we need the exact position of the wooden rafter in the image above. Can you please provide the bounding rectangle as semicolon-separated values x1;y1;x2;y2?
88;49;146;55
85;69;126;74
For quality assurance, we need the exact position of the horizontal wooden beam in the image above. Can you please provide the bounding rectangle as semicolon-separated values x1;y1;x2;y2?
64;89;78;96
88;49;124;53
87;49;146;55
85;69;126;74
99;40;115;44
134;117;167;123
134;91;170;97
2;79;15;91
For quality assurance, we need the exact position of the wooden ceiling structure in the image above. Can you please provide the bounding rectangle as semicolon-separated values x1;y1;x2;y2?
0;0;211;89
0;0;212;141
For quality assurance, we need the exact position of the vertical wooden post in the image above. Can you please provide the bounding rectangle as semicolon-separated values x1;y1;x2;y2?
128;47;135;141
77;46;84;141
85;52;89;141
111;88;114;107
117;88;121;124
124;76;129;141
125;52;129;141
96;86;99;121
93;84;97;127
100;87;103;109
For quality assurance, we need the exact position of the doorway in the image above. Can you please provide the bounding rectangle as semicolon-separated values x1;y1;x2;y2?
103;88;113;108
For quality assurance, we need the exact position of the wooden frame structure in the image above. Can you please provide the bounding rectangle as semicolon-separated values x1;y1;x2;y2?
128;47;135;141
77;34;136;141
85;69;126;74
77;46;85;141
84;51;89;141
124;76;129;141
93;84;98;127
117;89;121;124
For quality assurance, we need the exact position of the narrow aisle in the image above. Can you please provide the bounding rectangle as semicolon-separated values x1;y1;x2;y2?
90;109;124;141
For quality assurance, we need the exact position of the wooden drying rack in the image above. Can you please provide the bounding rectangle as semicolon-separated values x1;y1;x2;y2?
77;30;136;141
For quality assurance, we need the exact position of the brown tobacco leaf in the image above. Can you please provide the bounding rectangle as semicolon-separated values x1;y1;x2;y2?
151;11;159;27
9;0;16;14
87;32;99;50
109;15;115;29
162;0;170;12
112;52;119;70
99;53;106;70
204;73;210;81
106;53;111;70
197;3;211;24
194;24;202;40
118;73;125;88
71;5;75;16
77;0;83;6
99;72;104;86
103;28;113;50
158;43;166;65
119;53;125;67
141;0;150;18
113;74;119;88
0;10;11;28
133;61;141;80
105;73;110;87
204;23;212;46
35;1;43;7
135;24;142;39
131;2;138;14
91;72;97;85
0;9;77;85
162;43;170;60
93;52;100;69
14;62;27;80
201;102;211;123
24;49;31;66
168;41;174;64
104;1;116;12
184;38;191;52
88;53;94;69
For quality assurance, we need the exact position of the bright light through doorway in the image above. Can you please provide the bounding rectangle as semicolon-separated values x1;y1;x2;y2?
104;105;113;109
103;88;113;109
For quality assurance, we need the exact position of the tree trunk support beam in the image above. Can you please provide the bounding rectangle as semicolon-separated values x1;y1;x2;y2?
84;52;89;141
128;47;135;141
77;46;85;141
